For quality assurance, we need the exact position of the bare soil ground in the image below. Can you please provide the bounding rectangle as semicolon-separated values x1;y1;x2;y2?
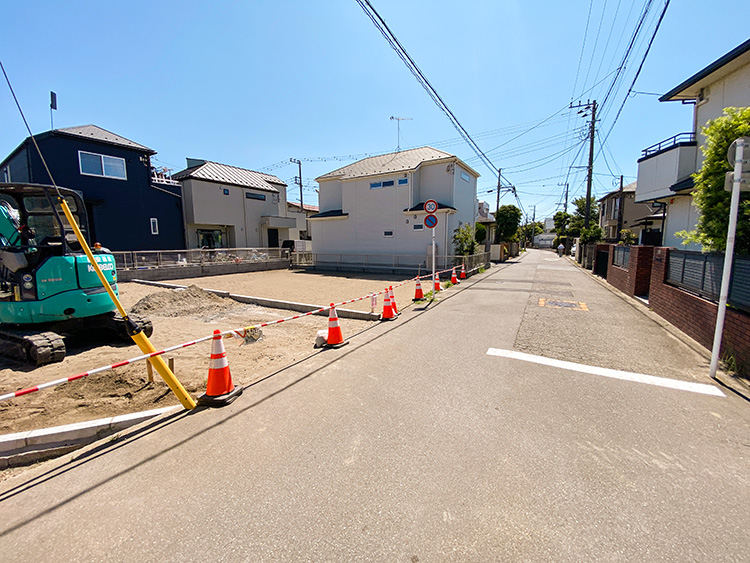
0;269;417;434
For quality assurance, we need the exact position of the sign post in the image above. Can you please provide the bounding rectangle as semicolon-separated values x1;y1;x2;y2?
424;200;438;297
709;137;750;379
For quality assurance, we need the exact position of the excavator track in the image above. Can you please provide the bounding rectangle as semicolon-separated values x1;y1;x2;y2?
0;329;66;366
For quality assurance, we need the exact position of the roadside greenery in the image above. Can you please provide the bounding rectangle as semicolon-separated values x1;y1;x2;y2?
452;223;478;255
676;107;750;254
567;196;600;238
475;223;486;244
619;229;637;245
494;205;522;243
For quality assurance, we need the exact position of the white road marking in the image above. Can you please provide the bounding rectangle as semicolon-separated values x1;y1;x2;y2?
486;348;725;397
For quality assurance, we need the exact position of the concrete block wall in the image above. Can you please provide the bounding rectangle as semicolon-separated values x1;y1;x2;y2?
650;247;750;373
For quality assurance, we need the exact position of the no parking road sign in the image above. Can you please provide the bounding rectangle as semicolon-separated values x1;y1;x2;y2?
424;214;438;229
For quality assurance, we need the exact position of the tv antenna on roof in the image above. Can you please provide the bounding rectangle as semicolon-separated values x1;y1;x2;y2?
390;116;412;152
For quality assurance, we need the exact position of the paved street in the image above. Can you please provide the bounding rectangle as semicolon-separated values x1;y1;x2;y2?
1;249;749;561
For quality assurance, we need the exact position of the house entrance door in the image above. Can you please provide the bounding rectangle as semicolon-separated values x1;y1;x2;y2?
267;228;279;247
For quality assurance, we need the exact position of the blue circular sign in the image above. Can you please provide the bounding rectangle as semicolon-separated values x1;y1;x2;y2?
424;214;438;229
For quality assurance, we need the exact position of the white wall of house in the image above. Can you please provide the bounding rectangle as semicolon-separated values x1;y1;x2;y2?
636;144;697;201
662;195;701;249
694;60;750;166
182;178;286;248
311;160;477;259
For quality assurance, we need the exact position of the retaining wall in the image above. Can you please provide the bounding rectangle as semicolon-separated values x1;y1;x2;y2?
650;247;750;373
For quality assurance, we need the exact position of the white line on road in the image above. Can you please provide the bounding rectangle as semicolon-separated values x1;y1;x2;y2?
486;348;725;397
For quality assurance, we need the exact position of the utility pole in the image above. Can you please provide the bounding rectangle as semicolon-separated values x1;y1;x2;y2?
616;174;624;241
584;101;597;229
570;99;597;229
564;183;569;214
495;170;502;213
289;158;303;210
390;116;412;151
531;205;536;247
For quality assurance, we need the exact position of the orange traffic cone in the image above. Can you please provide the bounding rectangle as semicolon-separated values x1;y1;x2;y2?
451;267;459;284
434;272;441;292
460;263;467;279
381;289;396;320
389;286;399;315
198;330;243;407
320;303;348;348
413;278;424;301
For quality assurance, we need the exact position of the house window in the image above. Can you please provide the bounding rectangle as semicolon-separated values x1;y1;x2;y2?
78;151;127;180
384;230;394;237
460;171;470;182
398;178;408;185
370;182;382;189
150;218;159;235
382;180;394;187
223;189;230;195
413;224;424;231
246;192;266;201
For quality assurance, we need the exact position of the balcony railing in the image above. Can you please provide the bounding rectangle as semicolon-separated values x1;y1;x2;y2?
641;132;696;158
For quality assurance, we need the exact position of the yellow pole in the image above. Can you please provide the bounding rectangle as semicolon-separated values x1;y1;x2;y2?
57;197;196;409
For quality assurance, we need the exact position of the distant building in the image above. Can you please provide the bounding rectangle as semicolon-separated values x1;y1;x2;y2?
0;125;184;251
311;147;479;267
173;159;295;248
598;181;662;244
286;201;319;241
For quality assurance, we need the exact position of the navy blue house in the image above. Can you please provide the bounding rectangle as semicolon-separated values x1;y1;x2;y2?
0;125;185;251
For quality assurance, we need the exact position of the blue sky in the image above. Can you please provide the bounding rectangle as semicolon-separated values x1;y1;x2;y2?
1;1;747;222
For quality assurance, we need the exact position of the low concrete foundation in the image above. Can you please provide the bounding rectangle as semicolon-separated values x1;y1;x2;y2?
132;280;380;321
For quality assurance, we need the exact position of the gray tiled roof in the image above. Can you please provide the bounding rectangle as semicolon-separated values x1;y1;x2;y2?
173;161;286;193
315;146;468;181
56;125;154;153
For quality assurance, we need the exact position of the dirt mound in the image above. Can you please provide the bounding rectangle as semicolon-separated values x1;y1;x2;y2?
130;285;233;318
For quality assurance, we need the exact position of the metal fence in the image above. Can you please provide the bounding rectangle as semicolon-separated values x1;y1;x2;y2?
292;251;490;272
612;246;630;269
112;247;289;270
667;250;750;312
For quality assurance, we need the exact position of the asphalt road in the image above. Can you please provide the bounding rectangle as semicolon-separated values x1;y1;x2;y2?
1;249;748;562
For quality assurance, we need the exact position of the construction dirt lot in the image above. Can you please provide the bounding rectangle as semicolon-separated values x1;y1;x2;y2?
0;269;422;435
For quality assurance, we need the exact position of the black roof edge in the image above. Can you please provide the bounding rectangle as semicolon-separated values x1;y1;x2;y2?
660;37;750;102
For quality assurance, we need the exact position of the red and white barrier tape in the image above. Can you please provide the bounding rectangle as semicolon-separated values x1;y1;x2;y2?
0;271;444;402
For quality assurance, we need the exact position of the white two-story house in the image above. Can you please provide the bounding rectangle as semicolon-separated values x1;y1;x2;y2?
635;38;750;249
174;159;295;249
310;147;479;268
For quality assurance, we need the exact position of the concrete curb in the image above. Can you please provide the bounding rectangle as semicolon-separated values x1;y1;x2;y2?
132;279;381;321
0;406;181;469
571;256;750;402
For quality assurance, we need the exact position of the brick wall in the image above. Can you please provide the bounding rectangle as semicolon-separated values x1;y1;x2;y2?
650;247;750;374
606;245;654;297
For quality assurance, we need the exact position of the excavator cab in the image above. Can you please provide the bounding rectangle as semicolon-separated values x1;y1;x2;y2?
0;183;151;365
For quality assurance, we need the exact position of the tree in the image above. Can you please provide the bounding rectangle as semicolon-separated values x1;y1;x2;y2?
452;223;477;255
580;225;603;245
568;196;600;238
553;211;570;236
494;205;522;243
676;107;750;254
475;223;487;244
518;221;543;242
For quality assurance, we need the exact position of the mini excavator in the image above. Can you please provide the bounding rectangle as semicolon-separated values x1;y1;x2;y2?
0;182;151;365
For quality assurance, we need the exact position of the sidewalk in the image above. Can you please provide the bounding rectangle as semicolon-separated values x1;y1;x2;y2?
567;253;750;402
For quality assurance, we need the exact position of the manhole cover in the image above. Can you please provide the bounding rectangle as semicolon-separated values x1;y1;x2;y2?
538;298;588;311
